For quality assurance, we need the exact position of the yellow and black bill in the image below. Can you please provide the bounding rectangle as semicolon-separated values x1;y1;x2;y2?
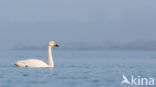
55;44;59;47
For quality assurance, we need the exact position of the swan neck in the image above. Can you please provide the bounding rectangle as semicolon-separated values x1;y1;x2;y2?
48;46;54;67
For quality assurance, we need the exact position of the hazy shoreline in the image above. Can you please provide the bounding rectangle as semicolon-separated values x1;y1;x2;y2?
1;40;156;51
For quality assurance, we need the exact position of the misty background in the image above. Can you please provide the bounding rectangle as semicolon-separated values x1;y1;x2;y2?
0;0;156;50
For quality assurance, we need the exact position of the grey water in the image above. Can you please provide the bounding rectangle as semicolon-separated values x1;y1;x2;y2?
0;50;156;87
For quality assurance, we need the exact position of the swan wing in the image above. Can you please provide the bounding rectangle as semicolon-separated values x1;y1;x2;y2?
15;59;49;68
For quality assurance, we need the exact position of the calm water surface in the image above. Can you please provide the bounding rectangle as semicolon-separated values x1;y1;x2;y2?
0;50;156;87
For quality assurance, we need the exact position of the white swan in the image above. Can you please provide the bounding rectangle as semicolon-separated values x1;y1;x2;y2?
14;41;59;68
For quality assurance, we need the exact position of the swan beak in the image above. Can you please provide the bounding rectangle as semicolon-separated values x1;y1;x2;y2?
55;44;59;47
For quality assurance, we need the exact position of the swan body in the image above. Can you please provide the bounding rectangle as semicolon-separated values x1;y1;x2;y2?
15;59;49;68
14;41;59;68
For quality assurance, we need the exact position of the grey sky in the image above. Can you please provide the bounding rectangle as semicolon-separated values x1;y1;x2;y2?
0;0;156;47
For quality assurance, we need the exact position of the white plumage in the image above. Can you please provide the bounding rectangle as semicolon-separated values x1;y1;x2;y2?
14;41;59;68
15;59;49;68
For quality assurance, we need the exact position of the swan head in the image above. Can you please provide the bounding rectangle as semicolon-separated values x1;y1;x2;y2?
49;41;59;47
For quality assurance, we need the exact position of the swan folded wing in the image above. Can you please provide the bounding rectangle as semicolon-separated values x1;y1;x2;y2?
15;59;49;68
